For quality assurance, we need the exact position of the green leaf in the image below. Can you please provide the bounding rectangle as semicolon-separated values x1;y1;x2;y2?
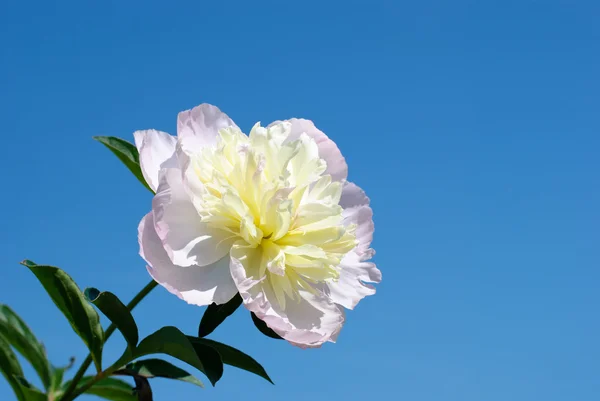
85;288;139;349
198;293;242;337
0;304;52;389
118;358;203;388
63;377;137;401
93;136;153;193
133;326;223;386
131;376;153;401
49;357;75;394
20;260;104;372
85;288;139;370
250;312;283;340
0;334;25;401
14;376;46;401
188;337;273;384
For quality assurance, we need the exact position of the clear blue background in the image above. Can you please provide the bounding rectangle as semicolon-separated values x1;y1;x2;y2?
1;1;598;400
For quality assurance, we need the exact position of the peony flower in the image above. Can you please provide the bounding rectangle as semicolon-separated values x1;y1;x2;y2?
137;104;381;347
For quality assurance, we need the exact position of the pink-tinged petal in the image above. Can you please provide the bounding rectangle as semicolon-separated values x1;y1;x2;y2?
152;167;234;267
230;242;345;348
340;182;374;258
267;289;345;348
177;104;238;151
328;181;380;309
326;251;381;310
269;119;348;182
175;142;208;205
133;130;177;192
138;212;238;306
339;181;369;209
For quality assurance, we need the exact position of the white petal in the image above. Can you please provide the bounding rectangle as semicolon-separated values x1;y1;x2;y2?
326;251;381;310
177;104;238;151
339;181;369;209
176;143;208;205
152;167;234;267
327;181;380;309
269;118;348;182
138;212;238;306
340;182;374;257
230;243;344;348
133;130;177;192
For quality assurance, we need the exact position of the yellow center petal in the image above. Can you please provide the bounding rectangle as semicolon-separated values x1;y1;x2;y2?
190;122;357;307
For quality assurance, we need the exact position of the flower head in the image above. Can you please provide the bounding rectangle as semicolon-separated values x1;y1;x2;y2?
137;104;380;347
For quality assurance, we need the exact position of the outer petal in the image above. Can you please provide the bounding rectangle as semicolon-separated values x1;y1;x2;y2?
340;182;374;257
230;243;345;348
152;167;235;267
327;181;381;309
138;212;238;305
177;103;238;151
326;251;381;310
133;130;177;192
176;142;209;206
269;118;348;182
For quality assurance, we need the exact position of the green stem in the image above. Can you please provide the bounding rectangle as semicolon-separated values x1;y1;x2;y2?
60;280;158;401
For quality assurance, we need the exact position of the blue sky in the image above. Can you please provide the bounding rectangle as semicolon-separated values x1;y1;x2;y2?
1;1;599;400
